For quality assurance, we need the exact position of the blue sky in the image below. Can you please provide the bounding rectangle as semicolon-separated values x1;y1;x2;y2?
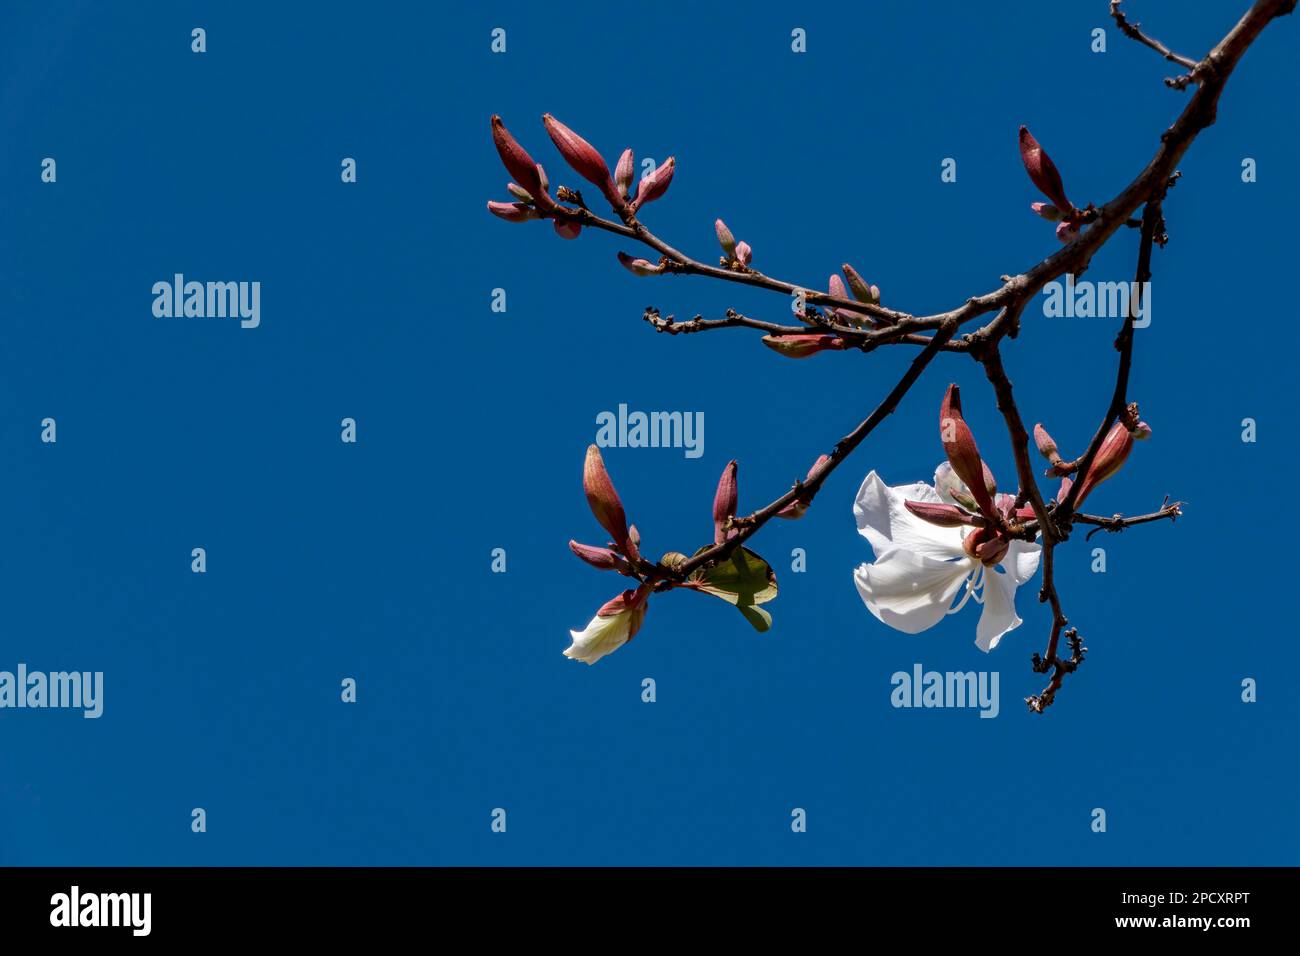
0;0;1296;865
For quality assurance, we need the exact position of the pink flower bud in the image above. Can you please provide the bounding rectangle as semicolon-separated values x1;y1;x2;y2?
1033;423;1059;460
1055;221;1080;243
632;157;675;209
542;113;623;210
617;251;662;276
904;499;978;528
715;219;737;257
840;264;875;303
962;526;1009;566
625;523;642;563
1073;422;1134;505
583;445;629;550
713;460;738;545
615;148;634;198
734;241;752;266
761;334;850;359
828;274;847;299
569;540;623;570
939;384;998;520
554;219;582;240
1130;420;1152;440
491;115;542;196
506;182;533;203
1056;476;1073;504
1031;201;1061;222
487;201;539;223
1019;126;1073;216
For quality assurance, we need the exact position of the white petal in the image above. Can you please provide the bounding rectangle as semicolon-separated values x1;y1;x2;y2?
975;567;1023;651
854;547;974;634
853;471;966;561
564;611;632;665
1004;539;1042;585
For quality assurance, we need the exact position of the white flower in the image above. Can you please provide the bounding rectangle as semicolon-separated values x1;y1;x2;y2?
852;467;1041;651
564;589;649;664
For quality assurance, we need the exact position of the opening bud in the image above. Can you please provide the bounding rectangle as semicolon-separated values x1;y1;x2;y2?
583;445;629;550
761;334;850;359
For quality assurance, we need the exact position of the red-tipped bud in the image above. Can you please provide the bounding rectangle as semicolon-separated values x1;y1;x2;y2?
761;334;850;359
715;219;737;257
841;264;879;304
583;445;629;549
734;240;752;266
615;148;634;198
569;540;625;571
554;220;582;240
939;384;998;519
1031;201;1061;222
1033;423;1059;461
491;115;542;195
904;499;978;528
1073;422;1134;505
542;114;623;209
633;157;675;209
1056;221;1080;243
487;201;539;223
1019;126;1073;215
617;251;662;276
712;460;738;545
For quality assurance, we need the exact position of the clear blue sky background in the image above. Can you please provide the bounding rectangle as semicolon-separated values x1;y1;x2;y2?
0;0;1295;865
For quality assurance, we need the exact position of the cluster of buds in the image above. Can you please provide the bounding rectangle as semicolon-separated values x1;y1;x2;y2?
487;114;675;252
1019;126;1085;244
901;384;1029;565
1034;406;1150;507
713;219;753;268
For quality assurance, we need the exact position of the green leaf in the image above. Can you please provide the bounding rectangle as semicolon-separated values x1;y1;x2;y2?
689;547;778;606
687;546;778;632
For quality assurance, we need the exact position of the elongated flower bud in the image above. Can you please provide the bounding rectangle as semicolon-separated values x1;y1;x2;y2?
841;264;878;304
828;274;847;299
1030;201;1061;222
761;333;849;359
1019;126;1073;215
617;251;662;276
715;219;737;257
487;201;539;223
542;113;623;210
1073;422;1134;504
491;115;542;195
569;540;624;570
1056;476;1073;504
506;182;534;203
939;384;997;519
1033;423;1059;460
554;220;582;240
713;460;738;545
633;157;675;209
904;499;978;528
583;445;629;549
615;148;634;198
